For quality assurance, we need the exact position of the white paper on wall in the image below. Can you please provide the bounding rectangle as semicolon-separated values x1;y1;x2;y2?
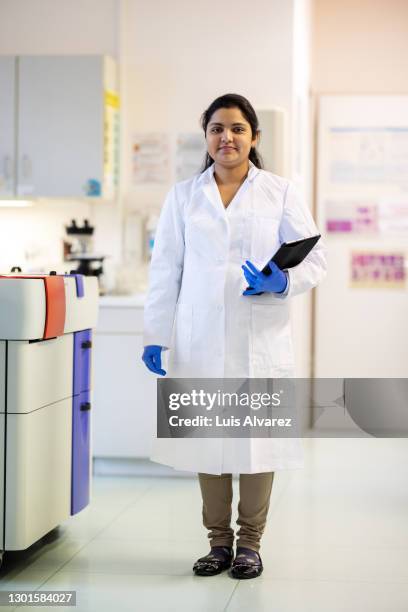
132;133;170;184
326;127;408;192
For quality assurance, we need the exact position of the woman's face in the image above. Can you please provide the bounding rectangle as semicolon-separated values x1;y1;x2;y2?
205;107;258;169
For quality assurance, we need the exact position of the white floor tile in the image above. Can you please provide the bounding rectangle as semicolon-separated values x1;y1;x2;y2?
89;475;154;504
61;539;211;576
58;502;141;541
227;578;408;612
0;566;59;591
13;571;236;612
95;478;205;542
257;544;408;582
0;535;88;575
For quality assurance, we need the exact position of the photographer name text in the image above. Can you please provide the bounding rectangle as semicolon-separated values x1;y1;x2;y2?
168;415;292;427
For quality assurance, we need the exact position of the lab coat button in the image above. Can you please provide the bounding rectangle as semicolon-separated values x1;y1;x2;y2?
217;305;223;311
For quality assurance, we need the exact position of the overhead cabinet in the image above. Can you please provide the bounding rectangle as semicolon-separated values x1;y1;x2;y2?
0;55;119;199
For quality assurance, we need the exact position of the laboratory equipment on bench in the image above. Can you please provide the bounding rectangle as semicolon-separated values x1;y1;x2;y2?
64;219;107;292
65;219;95;255
0;271;98;568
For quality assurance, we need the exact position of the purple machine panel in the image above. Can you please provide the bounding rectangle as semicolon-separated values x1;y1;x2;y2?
71;329;92;515
73;329;92;395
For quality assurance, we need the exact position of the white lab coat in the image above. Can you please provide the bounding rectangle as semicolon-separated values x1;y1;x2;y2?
143;161;327;474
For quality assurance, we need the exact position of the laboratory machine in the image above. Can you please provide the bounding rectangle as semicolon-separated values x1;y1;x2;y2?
0;272;98;567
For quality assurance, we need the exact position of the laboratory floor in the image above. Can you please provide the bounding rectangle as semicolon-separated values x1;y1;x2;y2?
1;438;408;611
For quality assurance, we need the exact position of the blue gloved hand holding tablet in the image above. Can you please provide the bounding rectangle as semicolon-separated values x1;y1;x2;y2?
242;260;288;295
242;235;321;296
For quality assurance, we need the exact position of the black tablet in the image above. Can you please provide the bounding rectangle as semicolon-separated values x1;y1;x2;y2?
267;234;321;272
246;234;321;294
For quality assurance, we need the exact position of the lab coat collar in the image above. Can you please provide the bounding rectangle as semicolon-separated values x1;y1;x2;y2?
197;160;260;186
199;160;259;217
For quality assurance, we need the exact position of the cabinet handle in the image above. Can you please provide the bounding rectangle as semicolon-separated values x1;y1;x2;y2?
81;340;92;349
80;402;91;411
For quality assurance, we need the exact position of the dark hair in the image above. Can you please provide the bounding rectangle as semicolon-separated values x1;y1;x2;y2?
199;93;263;172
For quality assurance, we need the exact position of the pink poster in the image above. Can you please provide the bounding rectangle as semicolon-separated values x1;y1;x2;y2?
351;252;405;288
326;201;378;233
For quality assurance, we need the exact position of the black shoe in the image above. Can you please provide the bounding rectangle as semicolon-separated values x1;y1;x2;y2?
230;546;263;579
193;546;234;576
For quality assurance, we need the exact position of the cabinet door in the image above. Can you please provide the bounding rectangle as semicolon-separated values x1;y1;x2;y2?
92;333;157;458
17;56;104;197
7;335;73;414
0;57;16;197
7;334;74;413
5;399;72;550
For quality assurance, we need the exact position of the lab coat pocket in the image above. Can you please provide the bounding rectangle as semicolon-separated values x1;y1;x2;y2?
173;303;193;363
250;303;293;368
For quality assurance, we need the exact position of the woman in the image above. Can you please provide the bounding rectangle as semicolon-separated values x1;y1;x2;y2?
142;94;326;579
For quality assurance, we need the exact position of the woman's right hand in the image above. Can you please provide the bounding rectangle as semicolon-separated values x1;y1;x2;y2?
142;345;166;376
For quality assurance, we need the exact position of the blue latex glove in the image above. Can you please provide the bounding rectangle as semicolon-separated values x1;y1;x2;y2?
142;345;166;376
242;259;288;295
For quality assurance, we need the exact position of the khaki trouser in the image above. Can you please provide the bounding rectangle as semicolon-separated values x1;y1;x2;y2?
197;472;274;553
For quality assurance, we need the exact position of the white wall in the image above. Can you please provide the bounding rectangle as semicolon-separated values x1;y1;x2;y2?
311;0;408;94
311;0;408;377
120;0;294;204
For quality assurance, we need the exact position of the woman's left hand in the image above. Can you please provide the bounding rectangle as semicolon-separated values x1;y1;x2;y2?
242;260;288;295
